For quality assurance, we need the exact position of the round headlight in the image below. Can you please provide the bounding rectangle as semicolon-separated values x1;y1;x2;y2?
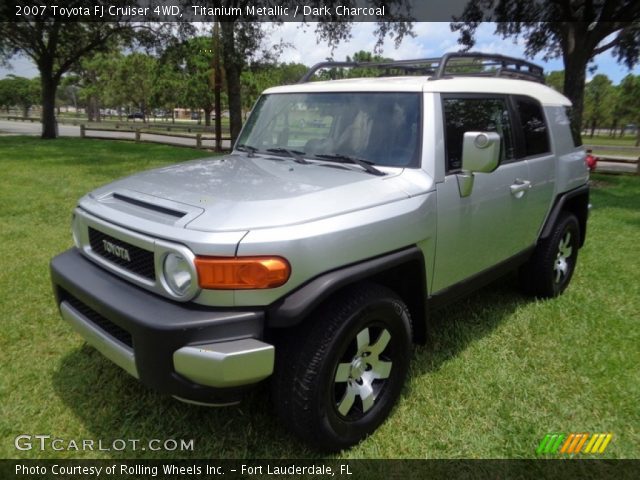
163;253;193;296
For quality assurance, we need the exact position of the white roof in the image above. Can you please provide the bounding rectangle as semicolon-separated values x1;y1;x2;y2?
264;76;571;106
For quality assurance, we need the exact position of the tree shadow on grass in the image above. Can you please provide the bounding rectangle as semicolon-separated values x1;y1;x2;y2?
52;347;319;459
413;273;530;375
52;274;531;459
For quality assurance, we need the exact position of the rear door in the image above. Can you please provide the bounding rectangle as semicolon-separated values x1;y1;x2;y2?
431;94;536;292
512;95;556;236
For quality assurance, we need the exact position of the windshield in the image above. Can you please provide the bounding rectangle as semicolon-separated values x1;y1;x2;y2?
237;92;421;168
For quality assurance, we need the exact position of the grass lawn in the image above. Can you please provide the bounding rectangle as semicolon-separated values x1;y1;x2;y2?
583;133;639;147
0;136;638;459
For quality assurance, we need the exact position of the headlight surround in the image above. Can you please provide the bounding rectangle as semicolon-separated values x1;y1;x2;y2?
163;252;195;297
71;213;81;249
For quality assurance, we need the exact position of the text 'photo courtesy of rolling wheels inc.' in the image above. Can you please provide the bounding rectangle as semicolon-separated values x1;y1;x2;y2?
1;1;639;479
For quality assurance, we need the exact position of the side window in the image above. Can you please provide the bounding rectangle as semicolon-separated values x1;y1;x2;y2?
515;97;550;156
443;97;515;172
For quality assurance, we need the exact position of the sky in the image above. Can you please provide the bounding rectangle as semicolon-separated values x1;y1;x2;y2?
2;22;639;84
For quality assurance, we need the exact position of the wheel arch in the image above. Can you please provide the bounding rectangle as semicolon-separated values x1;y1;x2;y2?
540;184;589;247
266;246;427;344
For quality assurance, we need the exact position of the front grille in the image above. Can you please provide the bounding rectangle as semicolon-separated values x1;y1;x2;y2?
88;227;156;280
63;292;133;348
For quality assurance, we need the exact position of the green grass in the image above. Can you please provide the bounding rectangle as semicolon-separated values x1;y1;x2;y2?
583;134;638;147
590;149;639;158
1;136;638;459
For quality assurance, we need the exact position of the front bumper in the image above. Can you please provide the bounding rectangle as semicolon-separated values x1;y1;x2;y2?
51;248;274;404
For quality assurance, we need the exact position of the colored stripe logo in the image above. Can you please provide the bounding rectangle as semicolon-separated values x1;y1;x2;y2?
537;433;613;455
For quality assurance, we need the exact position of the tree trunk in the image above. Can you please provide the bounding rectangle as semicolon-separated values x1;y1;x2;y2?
213;21;223;152
87;98;95;122
40;69;59;139
225;62;242;145
562;60;588;144
221;21;243;146
590;119;595;138
561;27;589;145
204;108;212;127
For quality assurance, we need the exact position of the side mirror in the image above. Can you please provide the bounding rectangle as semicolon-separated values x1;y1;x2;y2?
457;131;501;197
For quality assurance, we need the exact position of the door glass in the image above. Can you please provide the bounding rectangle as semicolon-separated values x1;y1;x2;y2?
516;97;550;156
443;97;515;172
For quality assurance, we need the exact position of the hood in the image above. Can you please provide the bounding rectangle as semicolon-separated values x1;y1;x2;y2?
88;154;409;231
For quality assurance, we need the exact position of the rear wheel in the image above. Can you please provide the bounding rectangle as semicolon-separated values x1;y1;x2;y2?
272;283;412;451
520;212;580;298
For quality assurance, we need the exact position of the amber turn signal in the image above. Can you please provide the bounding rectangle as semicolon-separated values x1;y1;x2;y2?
194;256;291;290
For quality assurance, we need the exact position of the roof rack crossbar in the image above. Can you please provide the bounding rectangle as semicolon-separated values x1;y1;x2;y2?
299;53;545;84
298;58;442;83
434;52;543;82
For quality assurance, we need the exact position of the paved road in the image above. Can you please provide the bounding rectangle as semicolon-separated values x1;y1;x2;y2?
0;119;80;137
0;120;231;149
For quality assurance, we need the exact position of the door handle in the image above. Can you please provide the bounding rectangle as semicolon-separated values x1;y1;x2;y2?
510;179;531;198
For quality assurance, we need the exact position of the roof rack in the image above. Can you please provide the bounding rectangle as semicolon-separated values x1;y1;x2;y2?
299;52;545;84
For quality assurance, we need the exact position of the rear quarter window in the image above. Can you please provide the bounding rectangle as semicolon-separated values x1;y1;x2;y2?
515;97;550;156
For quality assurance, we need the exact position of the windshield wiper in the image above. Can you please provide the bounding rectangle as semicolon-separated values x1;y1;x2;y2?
312;153;385;176
236;144;258;157
266;147;310;164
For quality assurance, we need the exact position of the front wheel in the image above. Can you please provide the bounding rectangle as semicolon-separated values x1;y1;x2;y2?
272;283;412;451
520;212;580;298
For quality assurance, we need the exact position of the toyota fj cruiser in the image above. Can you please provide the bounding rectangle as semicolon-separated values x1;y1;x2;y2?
51;53;589;451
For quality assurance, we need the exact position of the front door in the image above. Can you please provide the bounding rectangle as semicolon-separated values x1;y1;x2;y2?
432;94;536;292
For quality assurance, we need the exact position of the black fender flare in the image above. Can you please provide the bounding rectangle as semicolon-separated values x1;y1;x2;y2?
266;246;426;329
540;184;589;247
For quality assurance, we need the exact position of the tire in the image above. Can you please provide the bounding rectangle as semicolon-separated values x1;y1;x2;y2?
271;283;412;452
520;212;580;298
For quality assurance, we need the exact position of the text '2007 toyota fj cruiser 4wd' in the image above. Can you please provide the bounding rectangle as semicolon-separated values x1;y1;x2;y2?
51;53;589;451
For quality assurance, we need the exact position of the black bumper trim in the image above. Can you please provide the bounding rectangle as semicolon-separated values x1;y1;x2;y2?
51;248;266;403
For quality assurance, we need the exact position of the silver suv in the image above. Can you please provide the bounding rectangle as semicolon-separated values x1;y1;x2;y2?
51;53;589;451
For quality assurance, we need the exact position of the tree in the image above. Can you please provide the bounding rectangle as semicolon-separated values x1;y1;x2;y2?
451;2;640;142
0;14;143;138
545;71;564;93
161;37;220;127
241;62;307;112
583;74;614;137
74;52;122;122
0;78;13;113
608;83;627;137
56;76;80;114
617;74;640;145
152;62;183;123
0;75;40;117
110;53;158;122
